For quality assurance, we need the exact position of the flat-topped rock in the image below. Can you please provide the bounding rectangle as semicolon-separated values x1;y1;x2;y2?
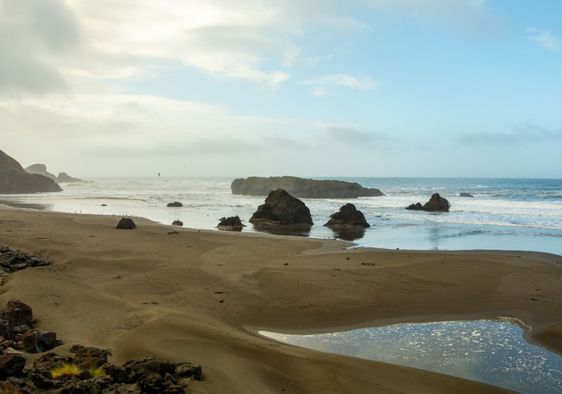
250;189;313;227
232;176;384;199
0;150;61;194
57;172;83;183
325;203;370;228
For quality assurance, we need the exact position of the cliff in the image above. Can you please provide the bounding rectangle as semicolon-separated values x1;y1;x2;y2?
0;150;62;194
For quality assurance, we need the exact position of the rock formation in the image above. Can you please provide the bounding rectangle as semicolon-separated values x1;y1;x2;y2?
217;216;245;231
0;150;61;194
459;192;474;198
232;176;384;199
325;203;370;228
406;193;450;212
0;245;51;273
57;172;83;183
167;201;183;207
24;164;57;181
25;164;83;183
250;189;313;227
172;220;184;226
116;218;136;229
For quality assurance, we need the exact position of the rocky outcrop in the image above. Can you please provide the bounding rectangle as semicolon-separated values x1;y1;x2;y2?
0;245;51;273
217;216;245;231
116;218;136;229
25;164;83;183
0;150;61;194
459;192;474;198
325;203;370;228
3;347;203;393
172;220;184;226
250;189;313;227
232;176;384;199
56;172;83;183
24;164;57;181
167;201;183;207
406;193;451;212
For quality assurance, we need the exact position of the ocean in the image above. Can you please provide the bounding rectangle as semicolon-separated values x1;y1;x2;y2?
1;177;561;256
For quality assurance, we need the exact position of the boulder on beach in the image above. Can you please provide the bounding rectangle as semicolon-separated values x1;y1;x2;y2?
459;192;474;198
406;193;450;212
325;203;370;228
217;216;245;231
167;201;183;207
1;299;33;327
250;189;313;227
0;150;62;194
232;176;384;199
116;217;136;229
172;220;184;226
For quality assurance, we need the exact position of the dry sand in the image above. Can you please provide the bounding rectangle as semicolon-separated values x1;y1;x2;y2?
1;207;561;393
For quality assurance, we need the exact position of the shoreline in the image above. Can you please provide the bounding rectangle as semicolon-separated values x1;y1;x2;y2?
1;206;561;393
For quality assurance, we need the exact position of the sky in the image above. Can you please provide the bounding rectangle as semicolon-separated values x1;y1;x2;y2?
1;0;561;178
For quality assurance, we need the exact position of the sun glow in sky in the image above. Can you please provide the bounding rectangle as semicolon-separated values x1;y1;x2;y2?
1;0;561;177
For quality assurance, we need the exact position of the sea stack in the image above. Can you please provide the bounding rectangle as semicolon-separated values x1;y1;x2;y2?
250;189;313;227
217;216;245;231
0;150;62;194
325;203;370;228
407;193;451;212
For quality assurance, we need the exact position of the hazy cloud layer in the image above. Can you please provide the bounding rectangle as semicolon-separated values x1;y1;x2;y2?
460;123;562;146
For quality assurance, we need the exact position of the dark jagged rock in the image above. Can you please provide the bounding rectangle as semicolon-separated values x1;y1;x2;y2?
172;220;184;227
22;330;60;353
167;201;183;207
0;354;26;379
325;203;370;228
406;202;423;211
250;189;313;227
116;218;136;230
57;172;83;183
24;164;57;181
69;345;110;369
459;192;474;198
0;245;51;273
0;150;61;194
406;194;450;212
217;216;245;231
2;299;33;327
232;176;384;199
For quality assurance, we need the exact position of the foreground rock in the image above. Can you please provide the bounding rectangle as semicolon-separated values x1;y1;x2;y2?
250;189;313;227
116;218;136;229
407;193;451;212
2;346;203;393
325;203;370;228
0;299;61;354
0;245;51;273
232;176;384;199
217;216;245;231
167;201;183;207
0;150;61;194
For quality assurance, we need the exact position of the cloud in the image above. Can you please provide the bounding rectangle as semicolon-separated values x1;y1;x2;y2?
310;87;330;97
302;74;377;93
460;122;562;146
0;0;80;95
527;27;560;51
324;125;392;147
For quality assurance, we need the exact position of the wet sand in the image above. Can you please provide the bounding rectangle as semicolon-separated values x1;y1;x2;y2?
1;207;561;393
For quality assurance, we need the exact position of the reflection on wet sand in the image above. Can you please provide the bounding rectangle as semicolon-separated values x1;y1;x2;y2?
252;224;312;237
329;227;366;241
0;200;50;210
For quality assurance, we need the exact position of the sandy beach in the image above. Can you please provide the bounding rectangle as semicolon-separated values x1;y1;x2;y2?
1;207;561;393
